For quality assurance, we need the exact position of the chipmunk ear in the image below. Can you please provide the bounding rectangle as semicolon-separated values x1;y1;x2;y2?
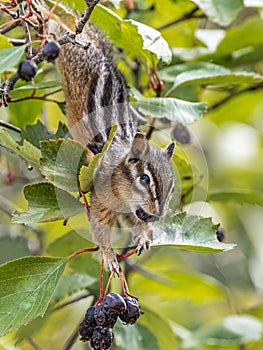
164;142;175;159
128;133;149;162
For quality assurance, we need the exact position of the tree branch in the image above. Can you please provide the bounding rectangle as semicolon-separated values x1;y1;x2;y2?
156;6;204;31
207;84;262;113
0;120;21;133
0;0;100;105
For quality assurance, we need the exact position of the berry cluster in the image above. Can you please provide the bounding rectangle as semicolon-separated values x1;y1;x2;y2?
17;41;60;82
79;293;142;350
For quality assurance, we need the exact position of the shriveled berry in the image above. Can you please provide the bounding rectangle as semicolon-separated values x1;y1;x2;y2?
94;305;107;326
79;306;97;342
90;326;114;350
18;59;37;81
94;304;118;328
42;40;60;62
119;297;142;325
79;320;94;342
171;123;191;144
84;306;96;326
102;293;126;315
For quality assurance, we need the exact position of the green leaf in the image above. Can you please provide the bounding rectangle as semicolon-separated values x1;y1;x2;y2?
12;183;84;225
217;17;263;56
13;80;61;91
192;0;243;26
0;236;30;265
131;270;226;306
79;124;117;192
52;273;96;303
91;5;171;65
152;212;236;252
196;315;263;345
40;139;87;192
159;63;229;82
0;127;41;165
21;121;69;149
159;62;263;89
0;45;26;74
0;256;67;337
46;231;93;257
46;233;105;293
115;320;160;350
0;34;12;49
208;188;263;206
131;88;207;125
137;308;177;350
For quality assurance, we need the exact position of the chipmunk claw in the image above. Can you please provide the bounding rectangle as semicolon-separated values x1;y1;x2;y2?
136;234;151;255
106;259;120;276
102;247;120;275
136;230;152;255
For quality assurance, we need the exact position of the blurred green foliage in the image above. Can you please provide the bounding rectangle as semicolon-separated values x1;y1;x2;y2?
1;0;263;349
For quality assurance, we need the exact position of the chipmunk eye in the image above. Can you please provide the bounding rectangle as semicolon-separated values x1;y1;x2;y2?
140;174;150;186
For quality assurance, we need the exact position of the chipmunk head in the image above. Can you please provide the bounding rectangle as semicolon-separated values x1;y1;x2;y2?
113;133;175;222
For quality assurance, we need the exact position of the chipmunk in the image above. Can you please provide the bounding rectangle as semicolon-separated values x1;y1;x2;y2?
56;23;175;273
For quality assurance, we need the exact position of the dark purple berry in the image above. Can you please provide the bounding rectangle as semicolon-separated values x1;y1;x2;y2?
84;306;96;326
94;305;107;326
102;293;126;315
42;41;60;62
119;297;142;325
216;227;225;242
79;320;94;342
172;123;191;144
90;326;114;350
18;59;37;81
79;306;97;342
94;304;118;328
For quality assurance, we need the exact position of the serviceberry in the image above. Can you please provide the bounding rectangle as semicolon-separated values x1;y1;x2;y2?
102;293;126;315
119;297;142;325
90;326;114;350
79;320;94;342
79;306;96;342
94;304;107;326
42;41;60;62
18;59;37;81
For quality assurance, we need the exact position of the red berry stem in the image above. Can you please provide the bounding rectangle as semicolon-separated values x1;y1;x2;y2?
81;191;91;219
147;70;158;91
95;259;106;305
117;249;137;260
103;270;115;297
68;246;99;260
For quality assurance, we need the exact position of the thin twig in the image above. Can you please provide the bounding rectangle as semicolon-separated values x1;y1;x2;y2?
156;6;203;31
1;7;38;30
0;120;21;133
62;295;96;350
75;0;100;34
0;21;19;34
7;38;27;45
207;84;262;113
0;144;33;170
0;0;98;104
62;326;80;350
27;338;43;350
19;2;33;57
52;292;92;312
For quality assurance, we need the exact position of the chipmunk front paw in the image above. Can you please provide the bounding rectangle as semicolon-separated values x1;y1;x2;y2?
136;229;153;255
101;246;120;275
